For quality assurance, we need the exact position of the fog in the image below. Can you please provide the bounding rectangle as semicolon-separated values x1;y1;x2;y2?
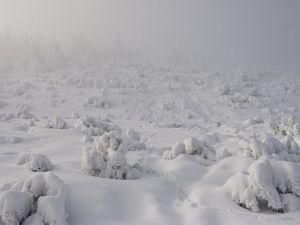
0;0;299;73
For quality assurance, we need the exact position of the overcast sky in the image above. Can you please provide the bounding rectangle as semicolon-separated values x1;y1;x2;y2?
0;0;299;73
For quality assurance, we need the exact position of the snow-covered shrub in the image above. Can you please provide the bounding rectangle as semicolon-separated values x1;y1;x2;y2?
215;148;231;161
17;152;53;172
0;191;34;225
236;135;300;162
15;103;35;119
267;115;300;136
163;137;215;160
75;116;111;136
22;173;68;225
225;158;300;212
83;96;110;108
122;129;145;151
82;147;106;177
243;117;264;127
82;129;143;179
46;116;68;129
81;135;94;143
0;173;68;225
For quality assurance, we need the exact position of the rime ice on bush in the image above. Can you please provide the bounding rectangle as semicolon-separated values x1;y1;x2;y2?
237;135;300;162
46;116;68;129
0;191;34;225
17;152;53;172
82;128;143;179
225;158;300;212
83;96;110;108
0;173;68;225
163;137;215;160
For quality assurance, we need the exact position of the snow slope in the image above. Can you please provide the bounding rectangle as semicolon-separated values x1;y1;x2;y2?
0;63;300;225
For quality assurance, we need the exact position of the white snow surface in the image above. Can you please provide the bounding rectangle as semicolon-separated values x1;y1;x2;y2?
0;63;300;224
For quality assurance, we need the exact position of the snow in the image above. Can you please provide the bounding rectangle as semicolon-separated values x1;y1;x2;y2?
0;173;68;225
0;64;300;224
16;152;53;172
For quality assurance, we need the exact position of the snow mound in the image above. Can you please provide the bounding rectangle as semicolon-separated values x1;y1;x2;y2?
0;136;22;144
82;129;143;179
163;137;215;160
17;153;53;172
0;191;34;225
46;116;68;129
225;158;300;212
0;173;68;225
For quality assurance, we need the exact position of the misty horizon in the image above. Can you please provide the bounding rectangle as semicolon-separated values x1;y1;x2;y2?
0;0;299;74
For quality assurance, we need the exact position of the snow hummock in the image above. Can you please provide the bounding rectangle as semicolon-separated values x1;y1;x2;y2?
0;173;68;225
163;137;215;160
16;152;53;172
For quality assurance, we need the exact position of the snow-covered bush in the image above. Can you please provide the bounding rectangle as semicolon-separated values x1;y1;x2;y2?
267;115;300;136
0;173;68;225
82;147;106;177
82;129;143;179
15;103;35;119
163;137;215;160
237;135;300;162
46;116;68;129
122;129;145;151
225;158;300;212
75;116;111;136
17;152;53;172
243;117;264;127
0;191;34;225
83;96;110;108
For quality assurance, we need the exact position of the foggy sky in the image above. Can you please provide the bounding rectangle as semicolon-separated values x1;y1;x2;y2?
0;0;299;73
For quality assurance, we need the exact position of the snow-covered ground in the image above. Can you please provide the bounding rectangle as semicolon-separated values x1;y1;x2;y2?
0;63;300;225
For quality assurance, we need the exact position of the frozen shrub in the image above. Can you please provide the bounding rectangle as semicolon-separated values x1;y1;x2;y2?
82;129;143;179
17;152;53;172
237;135;300;162
105;151;128;179
15;103;35;119
83;96;110;108
163;142;186;160
267;115;300;136
122;129;145;151
81;135;94;143
225;158;300;212
215;148;231;161
0;191;34;225
82;147;106;177
46;116;68;129
243;117;264;127
75;116;112;136
0;173;68;225
22;173;68;225
164;137;215;160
